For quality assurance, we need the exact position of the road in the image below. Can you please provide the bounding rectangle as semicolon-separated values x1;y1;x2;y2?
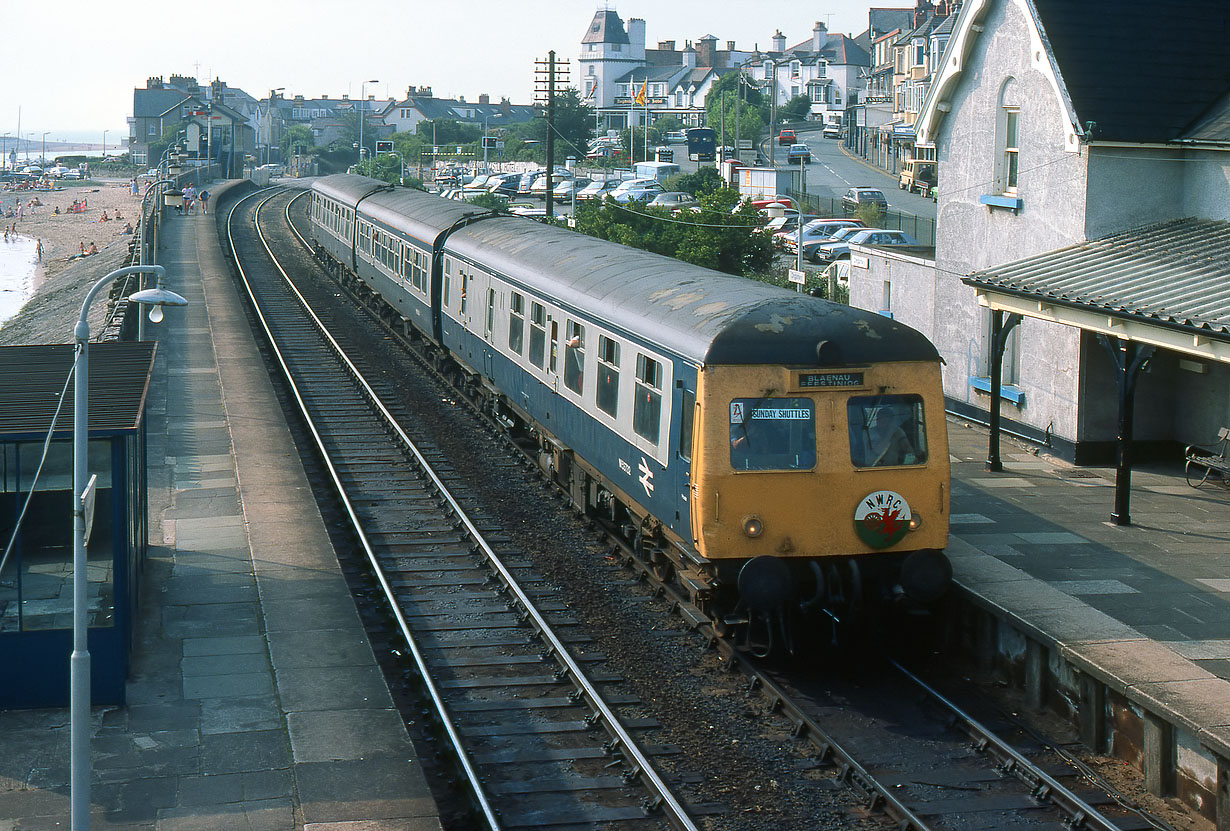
771;126;937;222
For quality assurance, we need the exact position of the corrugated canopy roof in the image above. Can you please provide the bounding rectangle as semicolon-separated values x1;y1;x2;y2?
0;342;156;435
963;218;1230;341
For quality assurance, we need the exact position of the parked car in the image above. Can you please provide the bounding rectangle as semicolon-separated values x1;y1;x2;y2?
786;143;812;163
611;181;664;203
664;130;688;144
62;168;82;180
823;124;842;139
648;191;699;211
530;170;573;197
779;218;865;256
842;187;889;214
749;196;797;213
817;228;920;261
553;177;592;199
762;213;817;238
486;174;521;196
777;129;797;146
576;177;620;201
898;160;937;196
463;174;494;192
810;226;871;262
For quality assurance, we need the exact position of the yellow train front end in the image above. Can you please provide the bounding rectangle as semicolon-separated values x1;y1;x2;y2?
689;360;951;649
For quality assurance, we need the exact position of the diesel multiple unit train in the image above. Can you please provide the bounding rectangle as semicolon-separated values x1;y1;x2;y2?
307;173;951;652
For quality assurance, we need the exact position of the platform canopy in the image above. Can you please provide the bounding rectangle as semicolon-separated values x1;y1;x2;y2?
962;218;1230;364
0;342;157;435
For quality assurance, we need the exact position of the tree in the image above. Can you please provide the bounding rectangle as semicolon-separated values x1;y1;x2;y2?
779;94;812;123
705;72;767;145
280;124;315;160
415;119;481;146
671;166;724;197
573;186;774;275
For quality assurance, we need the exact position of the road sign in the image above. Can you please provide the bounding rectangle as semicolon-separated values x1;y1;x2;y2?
788;269;806;285
375;140;393;154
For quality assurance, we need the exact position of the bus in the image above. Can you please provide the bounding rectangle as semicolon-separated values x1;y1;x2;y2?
686;127;716;162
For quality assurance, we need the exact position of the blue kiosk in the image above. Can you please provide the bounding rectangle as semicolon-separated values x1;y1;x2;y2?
0;342;156;708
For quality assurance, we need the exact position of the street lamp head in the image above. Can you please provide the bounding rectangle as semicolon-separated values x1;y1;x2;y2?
129;286;188;324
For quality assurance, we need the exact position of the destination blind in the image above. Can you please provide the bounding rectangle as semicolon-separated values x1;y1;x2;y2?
798;371;865;388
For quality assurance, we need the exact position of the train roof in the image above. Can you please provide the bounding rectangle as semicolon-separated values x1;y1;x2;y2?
447;217;941;369
311;173;393;206
314;176;940;368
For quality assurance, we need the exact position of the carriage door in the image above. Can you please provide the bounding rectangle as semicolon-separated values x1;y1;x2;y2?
483;287;497;379
547;318;560;392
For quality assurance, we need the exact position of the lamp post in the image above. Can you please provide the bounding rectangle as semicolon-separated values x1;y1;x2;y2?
358;79;379;170
101;130;108;159
71;265;187;831
41;131;49;166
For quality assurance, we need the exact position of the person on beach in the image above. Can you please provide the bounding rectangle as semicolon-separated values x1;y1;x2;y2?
199;189;210;214
122;222;133;234
53;205;60;215
36;239;42;261
87;241;98;255
100;211;110;222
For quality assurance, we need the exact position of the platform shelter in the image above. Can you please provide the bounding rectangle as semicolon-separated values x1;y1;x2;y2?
0;342;156;707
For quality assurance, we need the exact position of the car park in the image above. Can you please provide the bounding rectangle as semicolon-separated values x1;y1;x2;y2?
485;174;521;196
647;191;699;211
842;187;889;214
463;174;494;192
816;228;920;261
777;129;797;146
786;143;811;163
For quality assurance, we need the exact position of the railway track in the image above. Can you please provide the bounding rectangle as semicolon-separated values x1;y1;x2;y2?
224;186;700;831
225;183;1173;831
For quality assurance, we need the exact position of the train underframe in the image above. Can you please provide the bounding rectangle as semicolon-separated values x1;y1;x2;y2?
314;243;951;655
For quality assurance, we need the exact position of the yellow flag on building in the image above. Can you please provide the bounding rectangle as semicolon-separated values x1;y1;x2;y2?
634;80;647;107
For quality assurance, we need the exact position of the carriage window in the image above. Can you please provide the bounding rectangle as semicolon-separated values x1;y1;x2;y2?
485;289;496;338
596;336;619;417
728;398;816;471
847;394;928;467
529;302;546;368
564;322;585;395
460;272;468;316
633;355;662;444
508;293;524;354
443;259;451;308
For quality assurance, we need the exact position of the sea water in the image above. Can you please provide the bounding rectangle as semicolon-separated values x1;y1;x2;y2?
0;236;38;325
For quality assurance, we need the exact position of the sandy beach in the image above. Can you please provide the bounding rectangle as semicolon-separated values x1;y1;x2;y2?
1;178;144;288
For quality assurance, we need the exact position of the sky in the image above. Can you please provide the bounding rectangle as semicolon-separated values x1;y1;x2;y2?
2;0;907;148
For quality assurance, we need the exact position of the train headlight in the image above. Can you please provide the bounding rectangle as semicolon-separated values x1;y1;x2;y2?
743;515;764;538
909;513;923;531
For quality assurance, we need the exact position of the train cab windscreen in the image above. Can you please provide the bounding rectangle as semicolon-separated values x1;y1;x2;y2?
729;398;816;471
847;394;928;467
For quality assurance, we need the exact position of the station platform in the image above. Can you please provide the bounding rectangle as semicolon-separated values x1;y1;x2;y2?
946;419;1230;820
0;176;1225;828
0;181;442;830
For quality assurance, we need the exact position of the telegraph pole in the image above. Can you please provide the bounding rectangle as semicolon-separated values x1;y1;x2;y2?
535;51;570;220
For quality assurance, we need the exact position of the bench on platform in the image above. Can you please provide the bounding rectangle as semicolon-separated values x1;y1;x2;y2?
1185;427;1230;488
